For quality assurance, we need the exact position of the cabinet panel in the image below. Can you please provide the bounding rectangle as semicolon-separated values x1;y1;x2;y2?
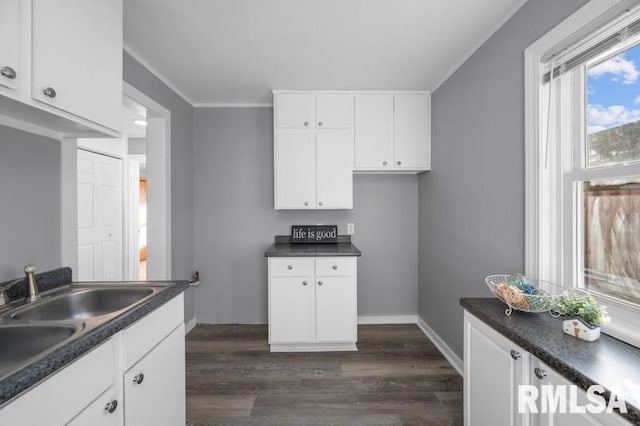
275;93;315;129
32;0;122;131
354;94;394;169
275;133;316;209
316;133;353;209
269;276;315;343
67;385;122;426
124;324;185;426
394;94;430;170
316;93;353;129
0;0;20;91
316;276;357;343
465;312;527;426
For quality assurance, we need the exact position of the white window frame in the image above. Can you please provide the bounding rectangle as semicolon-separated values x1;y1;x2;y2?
525;0;640;348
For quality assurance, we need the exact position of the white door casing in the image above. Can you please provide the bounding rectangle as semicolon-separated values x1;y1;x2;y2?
77;149;123;281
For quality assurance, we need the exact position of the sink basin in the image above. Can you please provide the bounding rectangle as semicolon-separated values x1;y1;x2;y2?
0;324;77;377
11;287;154;321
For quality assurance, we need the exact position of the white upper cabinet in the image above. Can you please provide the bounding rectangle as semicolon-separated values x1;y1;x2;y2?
0;0;20;92
354;94;394;169
316;93;353;129
273;91;354;210
354;92;431;172
394;93;430;170
32;0;122;132
275;93;315;129
0;0;122;137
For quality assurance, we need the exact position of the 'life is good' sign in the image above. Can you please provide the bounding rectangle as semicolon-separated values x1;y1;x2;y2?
291;225;338;243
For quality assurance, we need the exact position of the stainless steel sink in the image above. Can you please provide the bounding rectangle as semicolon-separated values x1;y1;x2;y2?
11;287;155;321
0;324;78;378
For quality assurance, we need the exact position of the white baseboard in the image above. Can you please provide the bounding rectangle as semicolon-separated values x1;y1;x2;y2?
185;317;197;334
357;315;418;325
417;316;464;376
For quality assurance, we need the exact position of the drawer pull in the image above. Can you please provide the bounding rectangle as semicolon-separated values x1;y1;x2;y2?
104;399;118;414
302;280;308;286
287;265;293;270
534;367;547;380
133;372;145;385
332;265;338;270
304;121;309;127
318;280;323;286
43;87;57;98
1;66;16;79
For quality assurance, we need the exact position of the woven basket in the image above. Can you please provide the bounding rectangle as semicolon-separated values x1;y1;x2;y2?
485;274;561;316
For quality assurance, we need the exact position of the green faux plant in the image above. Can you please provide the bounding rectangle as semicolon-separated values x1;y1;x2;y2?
553;292;608;328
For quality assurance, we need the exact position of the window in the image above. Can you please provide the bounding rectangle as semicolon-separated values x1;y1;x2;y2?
526;2;640;347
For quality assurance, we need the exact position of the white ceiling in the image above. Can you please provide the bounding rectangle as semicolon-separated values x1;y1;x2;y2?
124;0;525;106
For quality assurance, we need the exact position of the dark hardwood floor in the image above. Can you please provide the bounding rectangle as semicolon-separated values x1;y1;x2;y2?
185;324;463;426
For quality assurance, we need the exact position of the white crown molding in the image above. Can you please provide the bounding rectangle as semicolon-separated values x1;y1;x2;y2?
123;44;196;106
193;102;273;108
431;0;528;91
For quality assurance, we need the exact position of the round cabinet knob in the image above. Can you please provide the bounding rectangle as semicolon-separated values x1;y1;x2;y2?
318;201;323;206
303;201;309;207
302;280;308;286
318;122;324;127
332;265;338;270
43;87;56;98
104;400;118;414
382;161;388;166
510;349;521;360
287;265;293;270
133;373;145;384
318;280;323;286
534;367;547;379
1;66;17;80
396;161;402;166
304;121;309;127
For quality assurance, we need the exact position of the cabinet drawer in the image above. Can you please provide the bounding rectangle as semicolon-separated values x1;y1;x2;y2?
122;293;184;370
270;258;314;276
316;257;356;276
0;338;117;426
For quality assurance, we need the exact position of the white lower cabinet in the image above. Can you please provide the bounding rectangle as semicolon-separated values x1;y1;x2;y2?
268;257;357;351
0;293;185;426
124;324;185;426
464;311;631;426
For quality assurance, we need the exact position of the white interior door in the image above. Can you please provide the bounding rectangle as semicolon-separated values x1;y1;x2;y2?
77;149;123;281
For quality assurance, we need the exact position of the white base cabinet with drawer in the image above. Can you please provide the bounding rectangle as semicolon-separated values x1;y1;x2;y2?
464;311;631;426
0;293;186;426
268;257;358;352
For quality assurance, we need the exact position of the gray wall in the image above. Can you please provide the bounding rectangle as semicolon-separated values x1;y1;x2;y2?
418;0;588;358
124;52;196;324
193;107;419;323
0;126;60;280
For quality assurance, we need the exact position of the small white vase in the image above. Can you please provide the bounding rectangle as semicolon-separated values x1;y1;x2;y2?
562;317;600;342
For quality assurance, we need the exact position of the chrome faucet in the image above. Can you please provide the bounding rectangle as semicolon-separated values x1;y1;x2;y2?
0;265;40;307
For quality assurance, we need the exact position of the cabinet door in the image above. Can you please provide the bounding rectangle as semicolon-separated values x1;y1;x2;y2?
124;324;185;426
67;386;122;426
354;94;394;169
274;133;316;209
32;0;122;131
316;93;353;129
275;93;315;129
394;94;430;170
269;276;315;343
531;357;630;426
0;0;20;91
464;312;527;426
315;276;357;343
316;133;353;209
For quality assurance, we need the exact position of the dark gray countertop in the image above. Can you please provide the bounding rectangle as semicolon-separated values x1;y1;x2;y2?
461;297;640;424
265;235;361;257
0;276;189;406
